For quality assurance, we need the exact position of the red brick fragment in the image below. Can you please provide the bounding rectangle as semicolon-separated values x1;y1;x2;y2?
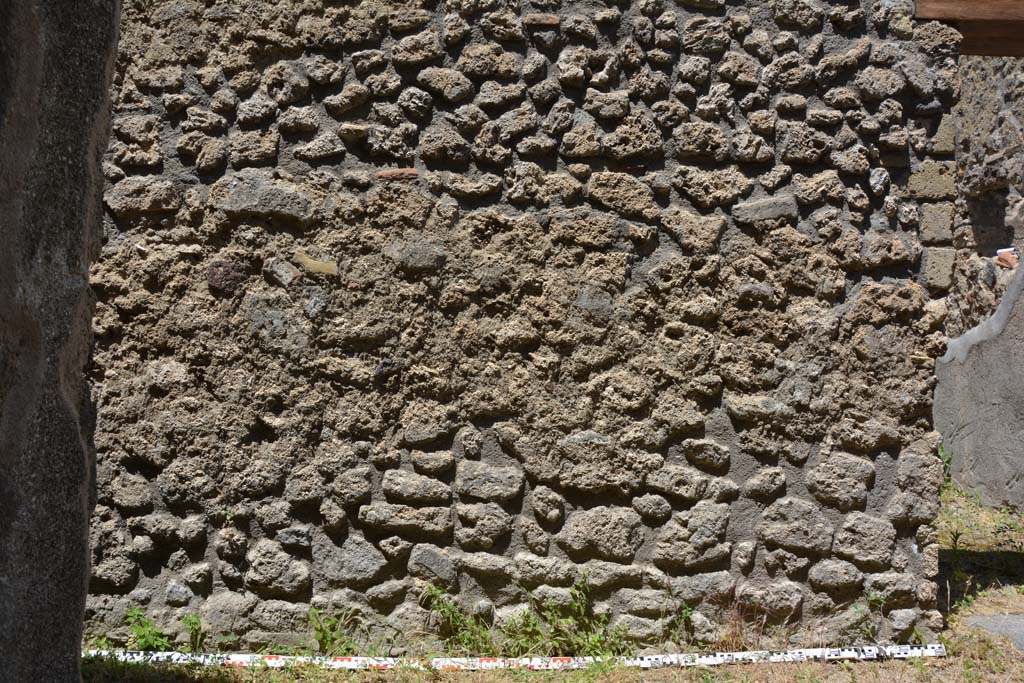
523;13;560;27
996;251;1019;269
376;168;419;181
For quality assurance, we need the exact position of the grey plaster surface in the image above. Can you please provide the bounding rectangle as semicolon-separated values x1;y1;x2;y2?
935;265;1024;508
0;1;119;681
965;615;1024;652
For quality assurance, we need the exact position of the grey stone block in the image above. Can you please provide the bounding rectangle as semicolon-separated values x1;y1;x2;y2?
731;194;799;225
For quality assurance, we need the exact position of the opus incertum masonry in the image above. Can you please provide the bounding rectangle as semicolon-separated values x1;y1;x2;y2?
88;0;961;651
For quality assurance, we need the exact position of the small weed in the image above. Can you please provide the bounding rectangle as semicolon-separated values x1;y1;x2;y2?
212;634;240;652
542;578;632;658
866;592;887;614
962;658;983;682
939;445;953;484
912;655;933;682
665;600;695;647
183;613;207;653
421;583;499;656
839;661;858;683
87;635;114;651
421;578;632;659
799;672;826;683
498;607;546;657
948;527;964;551
126;607;172;652
870;593;888;637
308;607;360;656
953;594;976;612
856;595;886;642
949;569;977;612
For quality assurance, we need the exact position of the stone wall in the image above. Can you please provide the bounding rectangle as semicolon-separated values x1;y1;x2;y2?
1;1;119;680
944;56;1024;337
933;57;1024;507
87;0;959;650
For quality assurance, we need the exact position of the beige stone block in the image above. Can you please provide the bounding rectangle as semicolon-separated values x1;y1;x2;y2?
229;128;279;168
920;202;954;244
921;247;956;292
909;160;957;201
930;115;956;155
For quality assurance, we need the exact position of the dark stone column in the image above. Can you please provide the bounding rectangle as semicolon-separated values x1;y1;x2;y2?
0;1;119;681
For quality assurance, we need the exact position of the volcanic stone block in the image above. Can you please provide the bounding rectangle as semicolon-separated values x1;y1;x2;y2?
454;461;524;502
105;176;181;217
244;540;312;599
808;560;864;592
736;580;804;621
920;203;954;244
732;195;801;226
455;503;513;550
382;469;451;504
316;535;388;589
909;161;957;200
833;513;896;571
208;168;314;227
920;247;956;292
653;501;731;571
806;452;875;511
758;498;834;556
557;507;644;562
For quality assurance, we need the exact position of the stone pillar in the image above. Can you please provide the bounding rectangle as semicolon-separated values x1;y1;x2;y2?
0;2;119;681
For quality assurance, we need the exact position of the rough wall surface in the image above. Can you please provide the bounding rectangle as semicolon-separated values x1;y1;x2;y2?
88;0;959;650
944;56;1024;337
0;0;119;680
936;265;1024;509
933;57;1024;506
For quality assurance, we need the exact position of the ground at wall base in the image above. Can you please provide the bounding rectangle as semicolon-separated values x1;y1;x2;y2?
82;483;1024;681
78;616;1024;683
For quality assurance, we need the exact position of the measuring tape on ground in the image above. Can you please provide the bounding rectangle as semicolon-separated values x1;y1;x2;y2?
84;644;946;670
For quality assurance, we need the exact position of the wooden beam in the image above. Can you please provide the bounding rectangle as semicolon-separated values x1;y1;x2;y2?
917;0;1024;22
959;21;1024;56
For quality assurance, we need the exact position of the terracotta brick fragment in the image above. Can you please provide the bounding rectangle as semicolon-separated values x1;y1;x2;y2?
376;167;419;181
523;13;560;27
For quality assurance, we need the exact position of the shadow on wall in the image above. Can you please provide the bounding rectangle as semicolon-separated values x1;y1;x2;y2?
958;100;1023;255
936;58;1024;505
963;192;1015;256
939;549;1024;614
956;56;1024;255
